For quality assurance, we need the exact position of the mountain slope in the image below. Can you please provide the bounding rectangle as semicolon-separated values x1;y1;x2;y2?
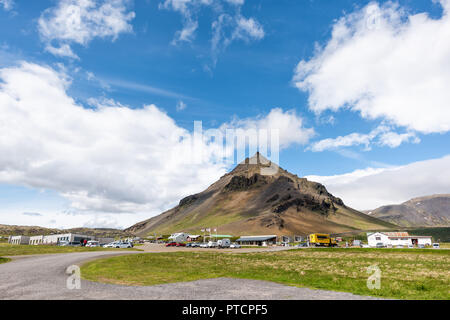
366;194;450;227
126;153;395;237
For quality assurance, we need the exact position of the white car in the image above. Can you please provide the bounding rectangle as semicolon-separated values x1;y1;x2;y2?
408;244;414;248
103;242;117;248
200;243;209;248
103;241;133;248
116;242;133;248
86;240;100;247
361;244;370;248
207;241;218;248
230;243;241;249
432;243;440;249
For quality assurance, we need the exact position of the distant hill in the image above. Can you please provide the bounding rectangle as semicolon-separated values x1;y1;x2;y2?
126;153;395;237
0;224;134;238
365;194;450;227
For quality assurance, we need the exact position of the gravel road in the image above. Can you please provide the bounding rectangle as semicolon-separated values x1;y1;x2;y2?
0;249;381;300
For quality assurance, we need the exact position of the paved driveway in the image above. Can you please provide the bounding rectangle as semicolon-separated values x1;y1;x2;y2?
0;249;381;300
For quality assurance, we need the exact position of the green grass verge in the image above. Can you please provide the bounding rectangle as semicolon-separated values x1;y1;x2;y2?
0;257;11;264
0;243;139;257
81;248;450;300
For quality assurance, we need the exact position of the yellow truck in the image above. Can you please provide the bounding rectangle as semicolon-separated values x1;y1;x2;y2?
308;233;338;247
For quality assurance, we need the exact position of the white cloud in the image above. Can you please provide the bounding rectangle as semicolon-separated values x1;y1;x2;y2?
159;0;210;44
0;0;13;11
38;0;135;58
306;155;450;210
223;108;315;150
45;43;79;59
0;62;225;217
211;12;264;63
0;62;311;227
225;0;244;5
22;212;43;217
294;0;450;134
311;132;372;152
309;125;419;152
160;0;264;64
377;130;420;148
233;16;265;41
174;19;198;43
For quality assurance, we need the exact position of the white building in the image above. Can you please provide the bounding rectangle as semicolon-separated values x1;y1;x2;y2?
236;235;278;246
43;233;94;245
367;232;432;247
168;233;189;243
8;235;30;245
29;235;45;245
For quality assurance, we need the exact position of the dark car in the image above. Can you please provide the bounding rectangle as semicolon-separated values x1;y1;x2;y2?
176;243;186;247
165;242;177;247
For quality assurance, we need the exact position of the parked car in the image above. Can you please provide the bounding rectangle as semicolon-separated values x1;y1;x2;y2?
230;243;241;249
103;242;117;248
207;241;218;248
200;243;209;248
408;244;414;248
418;244;425;248
432;243;440;249
395;245;404;248
296;243;308;248
176;242;186;247
361;244;370;248
104;241;133;248
375;243;385;248
165;242;177;247
191;242;200;248
59;241;81;247
86;240;100;247
118;242;133;248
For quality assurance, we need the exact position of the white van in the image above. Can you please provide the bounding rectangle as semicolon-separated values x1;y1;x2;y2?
217;239;231;248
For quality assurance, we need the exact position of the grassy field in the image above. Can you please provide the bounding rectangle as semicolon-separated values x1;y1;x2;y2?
82;248;450;300
0;243;139;258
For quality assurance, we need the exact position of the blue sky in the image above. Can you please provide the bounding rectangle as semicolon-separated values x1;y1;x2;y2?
0;0;449;229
